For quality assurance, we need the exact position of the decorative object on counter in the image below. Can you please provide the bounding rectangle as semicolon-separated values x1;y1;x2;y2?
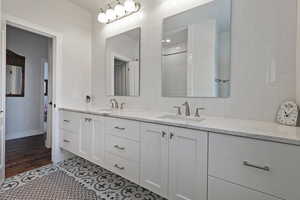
276;100;299;127
97;0;141;24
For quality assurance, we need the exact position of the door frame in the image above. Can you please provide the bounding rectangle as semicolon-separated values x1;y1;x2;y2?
1;14;63;174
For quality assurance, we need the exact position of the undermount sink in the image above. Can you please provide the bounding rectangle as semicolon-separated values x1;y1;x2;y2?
158;114;205;122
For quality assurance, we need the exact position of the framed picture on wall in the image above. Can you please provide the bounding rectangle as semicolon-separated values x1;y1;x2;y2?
6;50;25;97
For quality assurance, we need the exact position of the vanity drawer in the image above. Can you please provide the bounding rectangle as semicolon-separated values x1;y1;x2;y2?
60;111;81;133
208;176;281;200
60;129;79;154
105;152;139;184
209;133;300;200
105;118;140;141
105;134;140;162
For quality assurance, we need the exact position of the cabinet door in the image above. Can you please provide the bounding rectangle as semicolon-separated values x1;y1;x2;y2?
91;116;105;165
169;127;208;200
208;176;281;200
140;123;169;198
79;115;93;158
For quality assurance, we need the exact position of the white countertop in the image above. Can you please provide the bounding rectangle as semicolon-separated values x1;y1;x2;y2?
59;107;300;146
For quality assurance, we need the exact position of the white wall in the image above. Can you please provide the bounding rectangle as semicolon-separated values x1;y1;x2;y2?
5;26;49;140
3;0;92;109
92;0;297;122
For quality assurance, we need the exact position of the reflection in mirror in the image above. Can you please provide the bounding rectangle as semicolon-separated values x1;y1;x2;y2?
6;50;25;97
106;28;140;97
162;0;231;98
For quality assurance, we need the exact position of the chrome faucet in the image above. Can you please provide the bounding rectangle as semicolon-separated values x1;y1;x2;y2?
110;99;119;109
182;101;191;117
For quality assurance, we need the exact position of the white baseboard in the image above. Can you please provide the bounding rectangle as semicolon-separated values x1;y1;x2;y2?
6;129;45;141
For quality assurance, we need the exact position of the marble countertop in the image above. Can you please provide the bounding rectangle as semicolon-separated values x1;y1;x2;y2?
59;107;300;146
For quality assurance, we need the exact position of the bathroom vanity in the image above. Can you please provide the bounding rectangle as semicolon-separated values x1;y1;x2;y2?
59;108;300;200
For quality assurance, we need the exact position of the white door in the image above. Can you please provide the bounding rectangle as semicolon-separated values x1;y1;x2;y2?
169;128;208;200
140;123;169;198
79;115;93;158
91;116;104;165
0;21;6;183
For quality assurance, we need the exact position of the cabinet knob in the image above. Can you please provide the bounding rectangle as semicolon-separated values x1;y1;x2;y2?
114;126;125;131
161;131;167;138
114;164;125;170
114;145;125;150
63;139;70;143
170;133;174;140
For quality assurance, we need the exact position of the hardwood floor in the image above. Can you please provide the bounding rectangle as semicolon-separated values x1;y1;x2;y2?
5;134;52;178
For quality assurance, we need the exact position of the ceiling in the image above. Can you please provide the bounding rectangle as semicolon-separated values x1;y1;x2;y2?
69;0;105;13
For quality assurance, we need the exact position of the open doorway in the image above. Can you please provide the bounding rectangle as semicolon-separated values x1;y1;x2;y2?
4;25;53;178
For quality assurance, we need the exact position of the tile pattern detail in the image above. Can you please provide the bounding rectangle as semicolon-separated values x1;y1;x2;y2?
1;157;165;200
0;164;58;193
0;171;97;200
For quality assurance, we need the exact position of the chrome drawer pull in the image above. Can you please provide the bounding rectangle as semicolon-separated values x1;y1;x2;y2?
64;120;71;123
114;145;125;150
114;164;125;170
114;126;125;131
63;139;71;143
243;161;270;172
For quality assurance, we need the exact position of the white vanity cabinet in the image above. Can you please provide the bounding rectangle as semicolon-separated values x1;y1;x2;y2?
104;117;141;184
91;116;105;165
209;133;300;200
208;176;281;200
140;123;208;200
59;111;81;154
79;114;105;165
59;109;300;200
79;114;93;159
140;123;169;198
59;111;105;165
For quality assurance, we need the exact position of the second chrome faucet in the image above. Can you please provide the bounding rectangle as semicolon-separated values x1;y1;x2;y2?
174;101;205;118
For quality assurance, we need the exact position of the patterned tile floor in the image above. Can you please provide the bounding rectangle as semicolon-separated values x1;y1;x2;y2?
0;157;166;200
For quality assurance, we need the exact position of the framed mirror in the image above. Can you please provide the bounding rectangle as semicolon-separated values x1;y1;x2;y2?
162;0;231;98
106;28;141;97
6;50;25;97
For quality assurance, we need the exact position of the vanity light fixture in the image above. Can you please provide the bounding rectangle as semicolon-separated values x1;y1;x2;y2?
106;4;117;21
97;0;141;24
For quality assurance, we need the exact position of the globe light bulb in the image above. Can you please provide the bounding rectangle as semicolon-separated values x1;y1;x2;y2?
115;4;126;17
124;0;136;13
97;11;108;23
106;7;116;21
